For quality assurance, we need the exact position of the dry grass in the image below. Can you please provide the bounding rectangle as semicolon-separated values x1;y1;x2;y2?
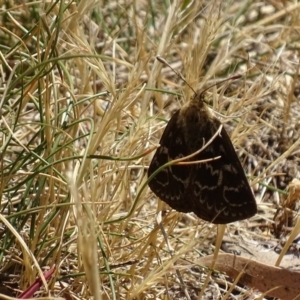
1;0;300;299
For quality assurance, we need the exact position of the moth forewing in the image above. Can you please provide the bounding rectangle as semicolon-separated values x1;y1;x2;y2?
148;81;257;224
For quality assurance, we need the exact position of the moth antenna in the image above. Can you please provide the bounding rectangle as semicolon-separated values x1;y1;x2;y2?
156;56;197;94
157;56;242;98
200;74;242;97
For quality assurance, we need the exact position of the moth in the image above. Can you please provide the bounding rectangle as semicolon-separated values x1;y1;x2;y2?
148;81;257;224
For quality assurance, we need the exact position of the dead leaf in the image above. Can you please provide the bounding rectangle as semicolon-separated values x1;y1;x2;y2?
198;253;300;300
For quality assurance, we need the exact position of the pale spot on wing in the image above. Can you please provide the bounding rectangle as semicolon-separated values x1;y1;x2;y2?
175;136;184;145
223;164;238;174
160;146;169;155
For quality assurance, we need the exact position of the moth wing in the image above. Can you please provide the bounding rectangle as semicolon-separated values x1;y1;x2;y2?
188;125;257;224
148;111;193;213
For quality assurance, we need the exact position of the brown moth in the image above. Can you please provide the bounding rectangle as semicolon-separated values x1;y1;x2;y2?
148;68;257;224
